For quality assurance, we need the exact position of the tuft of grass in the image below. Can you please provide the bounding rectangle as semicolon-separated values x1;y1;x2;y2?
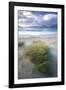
25;41;52;75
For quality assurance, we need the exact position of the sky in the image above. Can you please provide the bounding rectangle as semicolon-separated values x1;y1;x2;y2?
18;10;57;28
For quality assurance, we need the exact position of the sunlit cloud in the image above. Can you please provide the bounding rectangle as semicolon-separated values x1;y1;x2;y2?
43;14;57;21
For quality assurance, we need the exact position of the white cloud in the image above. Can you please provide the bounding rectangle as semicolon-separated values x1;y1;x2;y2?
19;22;32;27
22;11;32;17
18;19;26;23
18;13;38;27
43;14;57;21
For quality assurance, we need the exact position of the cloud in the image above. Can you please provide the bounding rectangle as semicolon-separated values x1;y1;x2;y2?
43;14;57;21
18;11;57;28
22;11;33;18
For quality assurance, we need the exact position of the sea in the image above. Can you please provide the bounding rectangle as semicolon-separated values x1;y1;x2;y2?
18;27;57;38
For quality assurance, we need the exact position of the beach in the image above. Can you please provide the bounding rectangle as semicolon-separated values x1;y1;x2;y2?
18;35;57;79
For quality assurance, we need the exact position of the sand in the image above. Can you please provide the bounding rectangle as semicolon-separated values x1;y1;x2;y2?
18;36;57;79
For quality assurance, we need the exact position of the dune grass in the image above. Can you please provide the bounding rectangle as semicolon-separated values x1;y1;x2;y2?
25;41;52;75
